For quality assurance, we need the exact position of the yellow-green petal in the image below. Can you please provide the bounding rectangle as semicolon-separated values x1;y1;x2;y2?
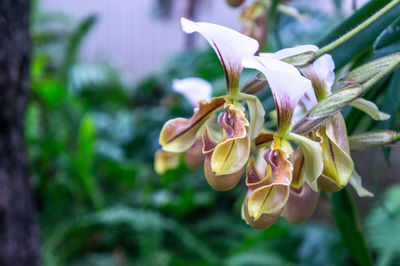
159;97;225;152
350;98;390;121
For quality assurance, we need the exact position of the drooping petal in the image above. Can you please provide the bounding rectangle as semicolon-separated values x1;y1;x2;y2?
350;98;390;121
246;95;266;140
181;18;259;92
349;170;373;197
243;57;313;136
291;147;305;189
172;78;212;107
287;132;323;191
159;97;226;152
282;183;320;223
317;114;354;192
202;127;244;191
211;106;250;175
154;150;180;175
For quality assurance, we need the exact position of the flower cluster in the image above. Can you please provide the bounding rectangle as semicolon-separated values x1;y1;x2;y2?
156;18;389;229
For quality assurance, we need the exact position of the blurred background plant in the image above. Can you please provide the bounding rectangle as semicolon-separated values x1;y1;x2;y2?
28;0;400;265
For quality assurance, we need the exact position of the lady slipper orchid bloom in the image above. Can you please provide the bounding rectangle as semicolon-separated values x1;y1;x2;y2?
287;47;373;195
159;18;266;188
239;55;324;228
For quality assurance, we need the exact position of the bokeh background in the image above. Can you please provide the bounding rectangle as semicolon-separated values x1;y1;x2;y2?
30;0;400;265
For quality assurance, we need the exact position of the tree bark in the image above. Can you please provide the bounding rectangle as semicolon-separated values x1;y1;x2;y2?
0;1;40;265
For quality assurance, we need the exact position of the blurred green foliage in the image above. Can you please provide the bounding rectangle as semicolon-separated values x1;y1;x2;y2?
27;0;400;265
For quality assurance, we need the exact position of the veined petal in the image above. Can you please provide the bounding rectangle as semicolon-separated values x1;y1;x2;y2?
317;114;354;192
242;192;282;229
350;98;390;121
254;131;275;148
172;78;212;107
211;106;250;175
350;170;373;197
246;95;266;140
159;97;226;152
243;57;313;136
181;18;259;92
246;137;293;219
202;127;245;191
287;132;323;191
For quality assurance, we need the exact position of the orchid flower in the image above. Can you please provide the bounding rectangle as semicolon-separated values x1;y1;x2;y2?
279;46;374;196
159;18;266;191
240;55;324;228
155;77;212;173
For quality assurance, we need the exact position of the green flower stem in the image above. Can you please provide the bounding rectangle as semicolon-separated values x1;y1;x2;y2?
361;56;400;92
315;0;400;58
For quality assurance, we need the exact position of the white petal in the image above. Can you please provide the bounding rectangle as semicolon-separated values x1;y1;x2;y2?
172;78;212;107
243;56;313;131
181;18;259;90
259;45;318;60
301;54;335;93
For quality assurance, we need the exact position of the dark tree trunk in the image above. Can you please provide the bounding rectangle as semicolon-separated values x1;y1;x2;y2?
0;1;40;265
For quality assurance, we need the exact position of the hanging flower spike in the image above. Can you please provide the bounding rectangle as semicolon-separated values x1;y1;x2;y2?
243;56;313;137
181;18;259;95
243;55;323;191
172;77;212;107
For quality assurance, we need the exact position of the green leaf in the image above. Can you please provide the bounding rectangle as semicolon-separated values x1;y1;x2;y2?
331;189;373;266
380;70;400;161
318;0;400;69
374;16;400;50
60;14;97;82
366;185;400;266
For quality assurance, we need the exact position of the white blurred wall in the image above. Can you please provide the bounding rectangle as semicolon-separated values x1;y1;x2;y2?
41;0;241;82
40;0;368;81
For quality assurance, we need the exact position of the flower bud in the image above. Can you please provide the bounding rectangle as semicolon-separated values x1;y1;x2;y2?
282;51;315;68
292;84;363;134
282;183;319;223
340;52;400;85
349;130;400;151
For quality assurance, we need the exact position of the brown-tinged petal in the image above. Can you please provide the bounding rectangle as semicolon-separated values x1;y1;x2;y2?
242;191;282;229
246;138;293;220
254;132;275;149
202;127;244;191
317;113;354;192
159;97;226;152
211;107;250;175
287;132;323;191
184;138;205;169
291;147;305;189
282;183;319;223
154;150;180;175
